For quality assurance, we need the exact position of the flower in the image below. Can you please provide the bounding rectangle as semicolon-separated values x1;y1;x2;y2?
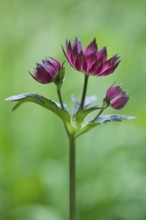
105;86;129;109
30;57;61;84
63;37;120;76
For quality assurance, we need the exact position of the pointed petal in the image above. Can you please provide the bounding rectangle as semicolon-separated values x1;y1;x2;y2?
32;65;52;84
75;53;87;72
97;55;120;76
85;38;98;56
97;46;107;62
72;37;83;53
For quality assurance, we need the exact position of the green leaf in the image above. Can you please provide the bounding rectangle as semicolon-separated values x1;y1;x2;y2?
75;114;135;138
71;96;99;124
84;96;97;108
71;95;80;114
71;95;97;111
75;122;98;138
95;114;135;124
75;105;100;122
5;93;70;123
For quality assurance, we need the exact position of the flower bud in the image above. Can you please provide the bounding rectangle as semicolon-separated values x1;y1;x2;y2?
31;57;61;84
105;86;129;109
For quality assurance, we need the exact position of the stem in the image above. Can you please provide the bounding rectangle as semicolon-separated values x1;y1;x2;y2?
80;74;89;109
57;87;64;110
92;108;104;122
57;84;76;220
69;136;76;220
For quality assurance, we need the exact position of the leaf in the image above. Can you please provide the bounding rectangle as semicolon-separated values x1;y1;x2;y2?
71;95;80;114
75;105;100;122
84;96;97;108
71;95;100;126
71;95;97;115
95;114;135;124
75;114;135;138
5;93;70;123
75;122;98;138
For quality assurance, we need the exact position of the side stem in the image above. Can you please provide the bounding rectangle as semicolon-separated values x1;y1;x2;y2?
57;87;64;110
69;136;76;220
80;74;89;109
92;108;104;122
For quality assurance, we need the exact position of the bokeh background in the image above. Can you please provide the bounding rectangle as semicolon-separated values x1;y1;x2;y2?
0;0;146;219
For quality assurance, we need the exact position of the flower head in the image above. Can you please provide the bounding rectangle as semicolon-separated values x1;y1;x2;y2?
63;37;120;76
105;86;129;109
31;57;61;84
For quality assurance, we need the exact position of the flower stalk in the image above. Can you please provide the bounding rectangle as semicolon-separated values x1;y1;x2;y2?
80;74;89;109
57;87;64;110
92;108;105;122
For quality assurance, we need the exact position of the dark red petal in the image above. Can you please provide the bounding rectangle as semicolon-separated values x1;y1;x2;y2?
99;62;120;76
106;86;121;99
46;57;61;70
111;96;129;109
88;57;103;74
97;46;107;62
72;37;83;53
96;56;120;76
85;38;98;56
66;39;73;58
33;66;52;84
85;53;97;71
74;53;85;71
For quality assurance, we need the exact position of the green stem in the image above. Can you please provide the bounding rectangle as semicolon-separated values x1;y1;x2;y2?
92;108;104;122
80;74;89;109
57;87;64;110
69;136;76;220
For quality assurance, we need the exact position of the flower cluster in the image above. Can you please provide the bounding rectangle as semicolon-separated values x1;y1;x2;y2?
63;38;120;76
30;37;129;111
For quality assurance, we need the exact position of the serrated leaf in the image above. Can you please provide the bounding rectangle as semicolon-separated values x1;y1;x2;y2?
75;114;135;138
5;93;70;123
95;114;135;124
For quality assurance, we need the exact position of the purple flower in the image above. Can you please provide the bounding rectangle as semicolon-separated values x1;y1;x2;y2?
31;57;61;84
106;86;129;109
63;37;120;76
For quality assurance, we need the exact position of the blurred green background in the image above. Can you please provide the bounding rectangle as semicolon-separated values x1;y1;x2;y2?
0;0;146;219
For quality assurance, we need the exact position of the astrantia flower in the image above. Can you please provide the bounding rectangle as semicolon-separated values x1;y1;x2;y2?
31;57;61;84
63;37;120;76
105;86;129;109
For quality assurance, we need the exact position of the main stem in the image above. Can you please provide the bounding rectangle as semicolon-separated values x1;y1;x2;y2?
57;86;76;220
80;74;89;109
69;136;76;220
